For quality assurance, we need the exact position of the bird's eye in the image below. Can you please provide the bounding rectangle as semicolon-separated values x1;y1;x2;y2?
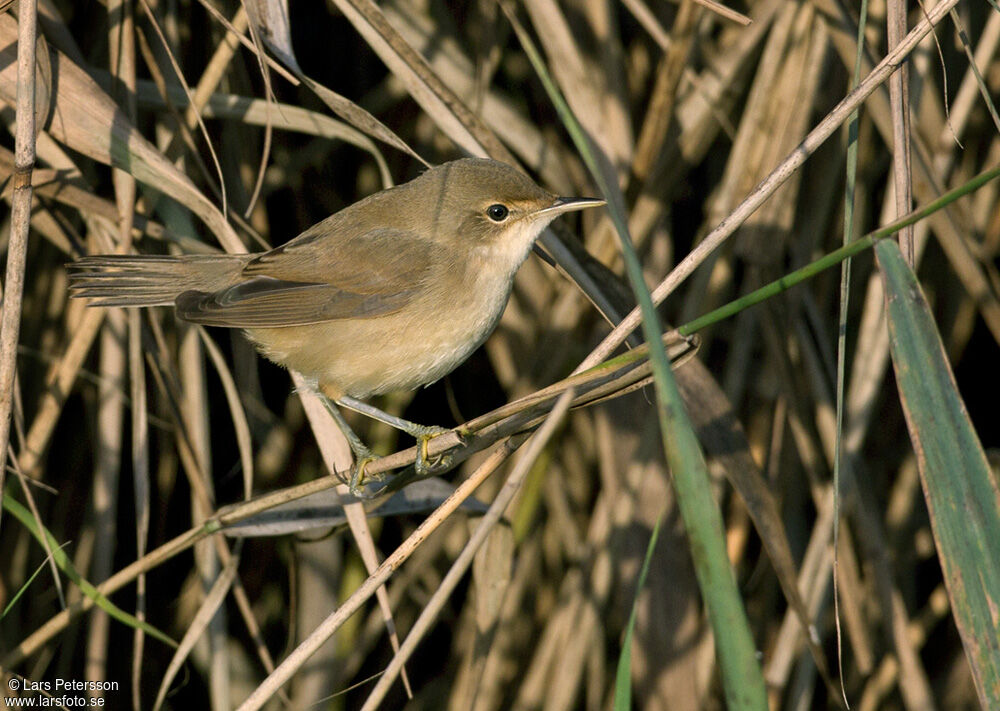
486;204;510;222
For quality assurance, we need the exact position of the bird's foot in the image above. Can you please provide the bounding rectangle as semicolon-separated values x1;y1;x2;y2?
411;424;453;476
346;453;387;498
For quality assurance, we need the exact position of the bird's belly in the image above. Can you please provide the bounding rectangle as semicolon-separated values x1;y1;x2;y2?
245;287;507;399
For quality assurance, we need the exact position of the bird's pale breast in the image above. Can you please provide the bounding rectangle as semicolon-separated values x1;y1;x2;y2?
245;253;515;399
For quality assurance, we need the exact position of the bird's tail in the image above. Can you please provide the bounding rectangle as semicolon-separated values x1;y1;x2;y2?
67;254;249;307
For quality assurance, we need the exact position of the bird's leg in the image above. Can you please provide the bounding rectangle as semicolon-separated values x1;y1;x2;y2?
321;397;380;495
336;395;453;476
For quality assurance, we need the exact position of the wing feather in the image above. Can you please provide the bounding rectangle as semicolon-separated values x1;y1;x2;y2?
242;226;434;294
173;227;437;327
175;280;418;327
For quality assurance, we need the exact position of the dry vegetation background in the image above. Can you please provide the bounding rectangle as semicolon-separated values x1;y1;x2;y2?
0;0;998;709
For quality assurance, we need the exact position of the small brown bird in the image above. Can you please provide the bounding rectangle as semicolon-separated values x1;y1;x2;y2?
69;158;603;488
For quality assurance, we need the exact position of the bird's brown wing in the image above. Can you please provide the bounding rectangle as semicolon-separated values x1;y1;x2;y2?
241;223;434;294
174;228;436;327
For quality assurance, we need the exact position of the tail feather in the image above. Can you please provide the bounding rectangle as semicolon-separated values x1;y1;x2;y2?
68;254;248;307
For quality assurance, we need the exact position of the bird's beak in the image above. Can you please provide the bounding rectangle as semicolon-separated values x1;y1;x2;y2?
535;196;606;219
530;197;604;268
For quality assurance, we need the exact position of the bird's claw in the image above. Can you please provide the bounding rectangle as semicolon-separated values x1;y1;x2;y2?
413;425;452;476
337;425;459;495
345;455;383;498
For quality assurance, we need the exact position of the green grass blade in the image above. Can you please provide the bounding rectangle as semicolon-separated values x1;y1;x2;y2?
679;163;1000;337
875;239;1000;707
3;490;177;648
504;9;768;708
614;515;662;710
1;553;56;620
